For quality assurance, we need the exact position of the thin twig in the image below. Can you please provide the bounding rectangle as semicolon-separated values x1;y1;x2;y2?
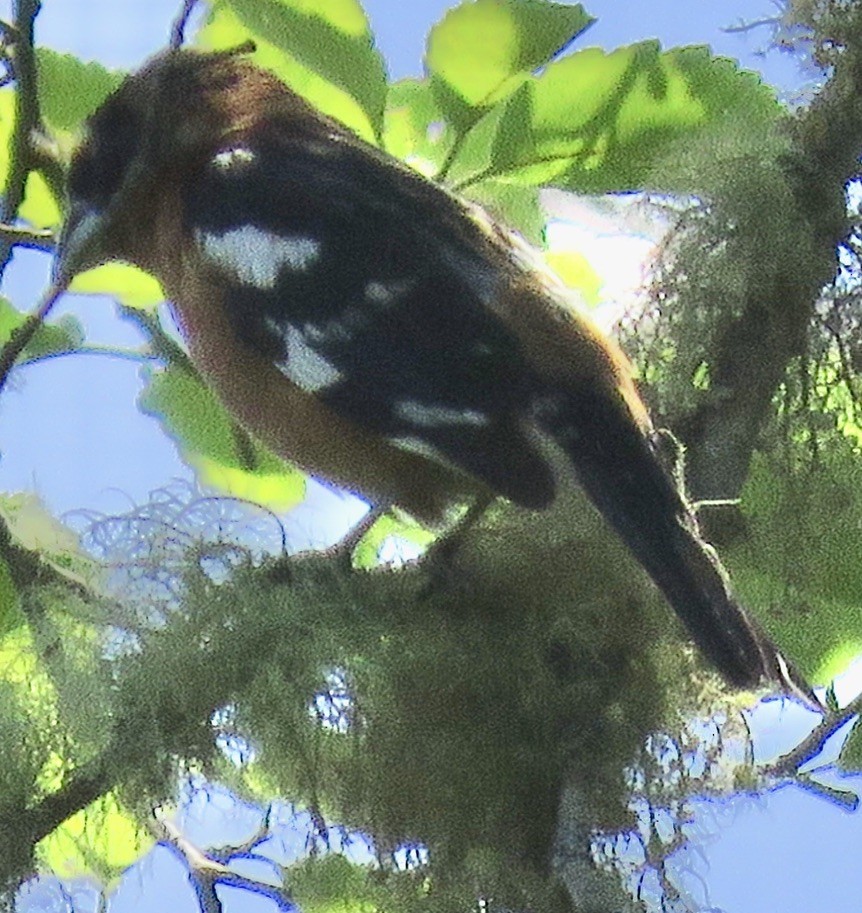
169;0;200;50
762;688;862;777
152;810;295;912
0;222;54;249
722;16;781;35
16;344;158;369
794;772;860;810
0;280;66;395
0;19;19;40
152;812;234;878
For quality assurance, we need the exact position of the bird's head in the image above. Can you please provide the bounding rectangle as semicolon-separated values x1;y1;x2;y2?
56;44;293;281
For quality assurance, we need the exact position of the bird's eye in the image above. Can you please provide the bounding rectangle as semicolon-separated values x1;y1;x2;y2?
68;101;143;207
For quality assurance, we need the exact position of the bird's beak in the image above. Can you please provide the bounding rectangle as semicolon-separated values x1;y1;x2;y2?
52;202;109;283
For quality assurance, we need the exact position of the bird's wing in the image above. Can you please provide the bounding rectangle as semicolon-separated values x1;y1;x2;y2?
178;124;818;704
181;129;557;509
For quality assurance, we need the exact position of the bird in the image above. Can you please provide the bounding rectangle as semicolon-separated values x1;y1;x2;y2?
53;45;818;707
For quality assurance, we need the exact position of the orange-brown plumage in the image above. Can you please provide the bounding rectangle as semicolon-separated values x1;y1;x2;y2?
150;201;478;523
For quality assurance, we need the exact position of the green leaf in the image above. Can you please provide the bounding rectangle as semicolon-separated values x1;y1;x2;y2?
0;298;84;364
383;78;453;176
544;248;603;305
36;49;123;134
725;452;862;679
21;172;61;228
199;0;387;142
0;53;120;231
442;90;512;187
21;313;84;361
352;512;435;569
461;179;544;244
38;793;152;880
69;262;165;310
140;366;307;510
289;855;378;913
447;42;782;194
426;0;593;137
0;494;101;601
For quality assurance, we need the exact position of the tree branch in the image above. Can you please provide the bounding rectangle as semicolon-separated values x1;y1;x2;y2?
22;756;111;846
763;688;862;778
0;281;65;396
0;0;45;276
0;4;68;399
678;4;862;516
169;0;200;50
151;810;295;913
0;222;54;250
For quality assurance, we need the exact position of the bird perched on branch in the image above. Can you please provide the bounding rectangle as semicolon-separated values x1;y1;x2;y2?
54;46;818;707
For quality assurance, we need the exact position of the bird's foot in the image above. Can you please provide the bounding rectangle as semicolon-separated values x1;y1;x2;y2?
418;492;495;600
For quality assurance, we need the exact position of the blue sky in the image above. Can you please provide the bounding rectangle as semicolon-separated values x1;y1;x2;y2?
1;2;859;912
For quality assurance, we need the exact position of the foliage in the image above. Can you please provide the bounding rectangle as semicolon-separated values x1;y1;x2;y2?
0;495;149;887
0;0;860;912
728;441;862;678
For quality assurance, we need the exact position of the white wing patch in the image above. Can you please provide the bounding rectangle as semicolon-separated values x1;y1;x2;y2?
198;227;321;288
387;435;453;466
211;146;256;170
365;279;414;308
268;320;343;392
394;400;489;428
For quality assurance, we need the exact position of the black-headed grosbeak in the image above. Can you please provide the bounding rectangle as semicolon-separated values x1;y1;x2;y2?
53;47;817;706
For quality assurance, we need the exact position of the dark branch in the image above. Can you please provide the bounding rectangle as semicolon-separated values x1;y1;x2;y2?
677;3;862;514
0;5;69;398
763;689;862;778
0;222;54;249
22;755;111;846
0;281;64;396
169;0;200;50
0;0;44;277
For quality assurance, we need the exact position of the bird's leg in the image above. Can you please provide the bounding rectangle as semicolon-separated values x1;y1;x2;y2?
322;503;390;570
266;505;388;582
419;491;496;598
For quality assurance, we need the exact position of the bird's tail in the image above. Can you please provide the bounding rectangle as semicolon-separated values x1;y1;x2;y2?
537;388;819;708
